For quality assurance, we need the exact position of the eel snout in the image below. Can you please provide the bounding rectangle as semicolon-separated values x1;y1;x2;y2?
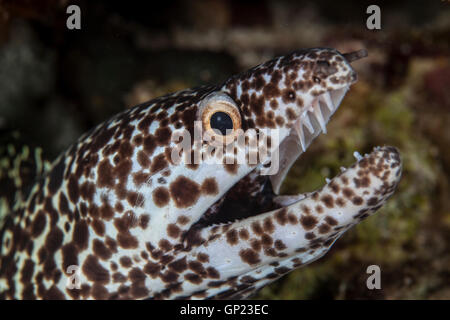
343;49;368;63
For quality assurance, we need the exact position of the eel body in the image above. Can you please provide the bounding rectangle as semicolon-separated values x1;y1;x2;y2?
0;48;402;299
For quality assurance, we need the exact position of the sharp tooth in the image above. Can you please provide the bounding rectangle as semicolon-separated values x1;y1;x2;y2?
353;151;363;161
340;166;347;172
294;122;306;152
313;100;327;134
322;92;334;111
325;178;331;184
303;113;314;133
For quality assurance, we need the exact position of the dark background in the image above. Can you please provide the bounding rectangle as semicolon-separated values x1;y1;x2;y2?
0;0;449;299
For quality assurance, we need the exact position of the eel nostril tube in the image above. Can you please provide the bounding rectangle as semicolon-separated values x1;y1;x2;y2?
343;49;368;62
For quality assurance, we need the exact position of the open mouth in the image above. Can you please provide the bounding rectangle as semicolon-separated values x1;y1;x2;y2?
294;87;350;151
166;49;401;300
184;50;368;239
186;85;352;238
269;86;350;194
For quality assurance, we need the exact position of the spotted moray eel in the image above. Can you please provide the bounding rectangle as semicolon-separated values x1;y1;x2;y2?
0;48;402;299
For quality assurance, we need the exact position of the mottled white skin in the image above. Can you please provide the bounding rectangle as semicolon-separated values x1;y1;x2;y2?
0;48;402;300
152;146;402;299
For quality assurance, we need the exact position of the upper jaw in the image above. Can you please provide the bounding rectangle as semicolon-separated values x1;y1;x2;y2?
269;85;350;194
293;86;350;152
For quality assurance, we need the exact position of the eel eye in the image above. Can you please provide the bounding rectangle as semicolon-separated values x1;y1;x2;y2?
198;92;242;143
210;111;233;135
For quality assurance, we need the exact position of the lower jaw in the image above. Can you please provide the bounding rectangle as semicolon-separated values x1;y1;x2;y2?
182;146;401;300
